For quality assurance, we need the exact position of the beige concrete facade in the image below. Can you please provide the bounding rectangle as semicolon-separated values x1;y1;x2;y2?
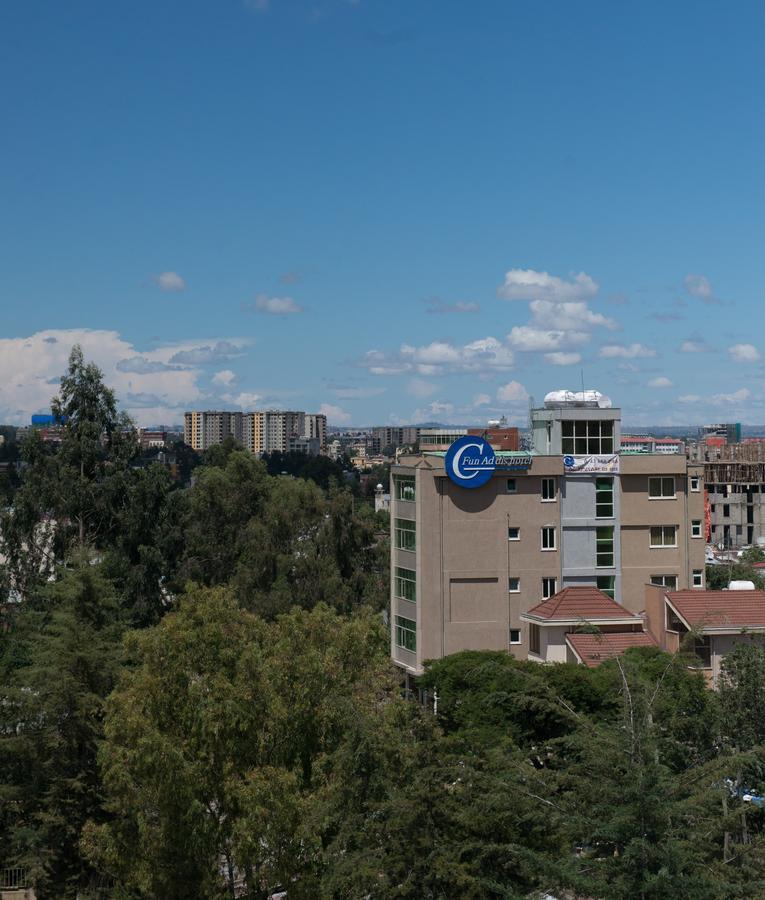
391;451;706;676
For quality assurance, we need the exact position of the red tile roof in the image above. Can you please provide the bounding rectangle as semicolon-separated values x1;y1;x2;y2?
524;586;642;622
566;632;658;667
667;590;765;629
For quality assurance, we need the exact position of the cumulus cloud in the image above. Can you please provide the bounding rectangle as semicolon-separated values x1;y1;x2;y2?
545;352;582;366
678;394;701;404
412;401;455;422
212;369;236;386
684;274;719;304
473;393;491;406
678;389;750;407
169;341;244;365
497;381;529;405
154;271;186;292
498;269;598;303
0;329;205;426
508;326;588;352
361;337;514;376
729;343;760;362
680;340;711;353
599;343;657;359
319;402;351;424
250;293;303;316
424;297;480;315
648;376;673;388
529;300;618;331
225;391;263;410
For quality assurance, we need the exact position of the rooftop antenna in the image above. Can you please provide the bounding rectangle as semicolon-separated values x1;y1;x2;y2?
581;368;585;394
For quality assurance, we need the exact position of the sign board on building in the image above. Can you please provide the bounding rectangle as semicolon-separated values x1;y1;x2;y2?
563;454;620;474
445;436;531;488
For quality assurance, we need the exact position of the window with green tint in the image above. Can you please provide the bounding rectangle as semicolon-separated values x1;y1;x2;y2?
596;575;615;599
395;518;416;551
596;477;614;518
395;615;416;652
394;476;416;502
395;567;416;603
596;526;614;567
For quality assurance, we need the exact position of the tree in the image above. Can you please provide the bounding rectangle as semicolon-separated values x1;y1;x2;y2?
719;638;765;751
0;564;125;898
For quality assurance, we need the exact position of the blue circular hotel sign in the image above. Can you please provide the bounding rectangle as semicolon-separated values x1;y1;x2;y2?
445;436;496;489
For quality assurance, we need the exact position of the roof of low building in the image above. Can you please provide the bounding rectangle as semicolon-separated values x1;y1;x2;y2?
566;631;658;667
667;589;765;630
523;586;643;623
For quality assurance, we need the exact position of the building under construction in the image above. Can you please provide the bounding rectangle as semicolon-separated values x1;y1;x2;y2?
705;444;765;548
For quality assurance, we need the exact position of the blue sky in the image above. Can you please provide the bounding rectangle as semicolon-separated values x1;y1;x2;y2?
2;0;765;427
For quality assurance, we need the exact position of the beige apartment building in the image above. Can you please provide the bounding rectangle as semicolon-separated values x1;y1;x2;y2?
183;411;244;452
390;393;705;675
185;410;327;455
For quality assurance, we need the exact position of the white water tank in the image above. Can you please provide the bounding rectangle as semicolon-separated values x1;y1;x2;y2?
727;580;756;591
543;390;612;409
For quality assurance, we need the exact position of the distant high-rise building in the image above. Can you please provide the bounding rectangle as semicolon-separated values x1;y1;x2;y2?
304;414;327;452
184;411;243;451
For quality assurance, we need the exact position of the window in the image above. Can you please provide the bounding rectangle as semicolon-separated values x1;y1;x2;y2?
510;628;522;645
596;526;614;567
692;569;703;588
395;616;416;652
666;605;686;632
508;577;520;592
690;475;700;492
691;520;702;538
710;504;716;513
395;518;416;551
650;525;677;548
597;575;615;599
651;574;678;590
561;419;614;454
541;527;556;550
723;504;730;517
394;476;415;502
506;478;517;493
691;635;711;669
541;477;556;502
394;567;416;603
596;477;614;518
529;623;541;655
508;527;520;541
542;577;557;598
649;477;676;499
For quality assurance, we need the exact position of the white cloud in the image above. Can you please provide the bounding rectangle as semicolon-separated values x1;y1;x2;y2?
473;393;491;406
729;343;760;362
599;343;657;359
226;391;263;410
529;300;618;331
683;273;718;303
544;352;582;366
498;269;598;303
507;326;588;352
678;394;701;404
212;369;236;386
155;271;186;292
648;376;673;388
331;385;386;399
169;341;245;365
0;329;204;426
713;388;750;405
497;381;529;405
407;378;438;398
412;401;455;422
679;340;710;353
252;293;302;316
319;402;351;424
361;336;514;376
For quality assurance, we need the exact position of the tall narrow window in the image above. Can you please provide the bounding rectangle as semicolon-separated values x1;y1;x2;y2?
691;520;702;538
394;567;416;603
541;477;556;502
529;623;541;655
394;476;415;502
541;527;556;550
395;518;416;551
692;569;703;588
690;476;700;492
395;616;416;652
596;526;614;567
596;478;614;518
506;478;517;494
510;628;522;645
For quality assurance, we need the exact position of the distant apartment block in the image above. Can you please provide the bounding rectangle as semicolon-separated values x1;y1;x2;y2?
418;424;520;452
370;426;421;454
621;435;684;455
184;409;327;456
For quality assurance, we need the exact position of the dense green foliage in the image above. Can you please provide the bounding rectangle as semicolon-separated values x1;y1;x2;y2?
5;347;765;897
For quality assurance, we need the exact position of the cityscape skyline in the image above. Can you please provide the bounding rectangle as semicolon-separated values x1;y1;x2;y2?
3;1;765;427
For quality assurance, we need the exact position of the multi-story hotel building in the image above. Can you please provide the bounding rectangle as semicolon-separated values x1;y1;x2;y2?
390;391;705;675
